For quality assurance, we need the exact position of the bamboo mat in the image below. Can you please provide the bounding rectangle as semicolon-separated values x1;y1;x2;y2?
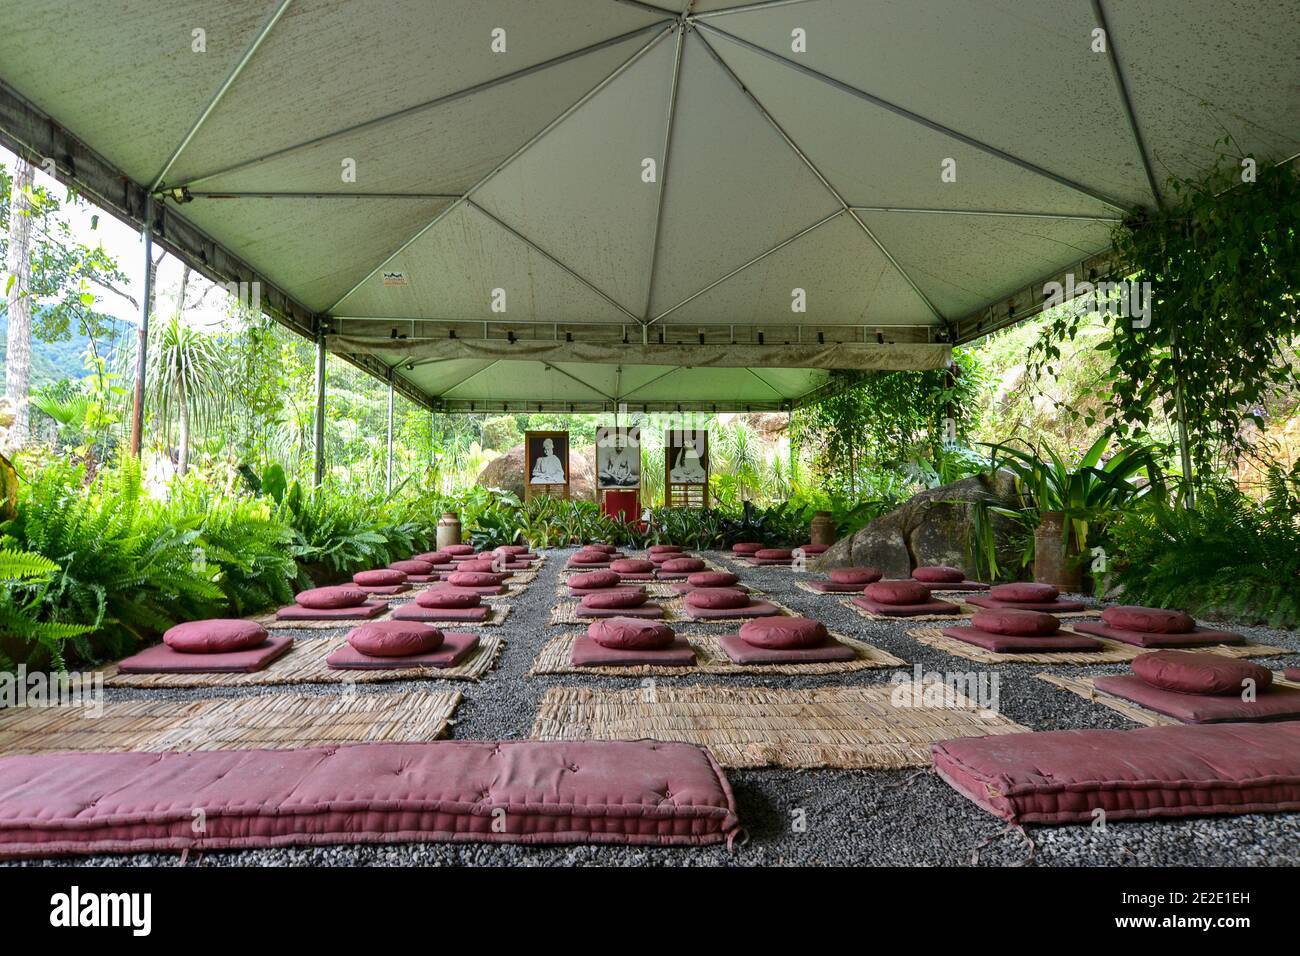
530;684;1027;770
908;627;1143;664
1036;671;1300;727
382;605;511;628
102;635;503;688
844;600;974;623
1059;626;1291;659
794;580;863;597
0;689;460;755
554;582;683;599
255;608;391;630
550;598;684;625
528;631;904;677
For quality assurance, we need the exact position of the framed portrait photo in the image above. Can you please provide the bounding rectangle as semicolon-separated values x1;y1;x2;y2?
665;429;709;508
525;431;569;499
596;426;641;490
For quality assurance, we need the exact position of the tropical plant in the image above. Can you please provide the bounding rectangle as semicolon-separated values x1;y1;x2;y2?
0;546;94;670
147;313;228;474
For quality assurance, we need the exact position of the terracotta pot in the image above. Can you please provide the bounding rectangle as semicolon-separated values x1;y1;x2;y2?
809;511;837;547
435;512;462;550
1033;511;1082;591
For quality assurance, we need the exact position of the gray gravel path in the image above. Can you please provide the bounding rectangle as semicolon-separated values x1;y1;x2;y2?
13;548;1300;867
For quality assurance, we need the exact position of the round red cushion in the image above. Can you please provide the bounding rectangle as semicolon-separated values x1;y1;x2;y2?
661;557;705;573
571;551;608;565
353;569;407;587
295;586;369;609
584;543;618;554
415;588;481;609
754;548;793;560
442;545;475;556
448;571;504;588
414;552;450;564
163;619;267;654
610;559;655;574
971;609;1060;636
739;617;828;649
1102;605;1195;634
389;559;434;575
731;542;763;554
796;544;828;554
348;621;443;657
990;582;1059;603
587;618;674;650
829;567;882;585
567;570;622;590
687;571;739;588
864;580;930;605
457;559;499;573
496;545;529;555
581;589;648;610
648;544;683;554
1132;650;1273;696
687;588;750;610
912;565;965;583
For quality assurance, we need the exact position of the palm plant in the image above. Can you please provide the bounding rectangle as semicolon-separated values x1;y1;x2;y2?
148;315;227;474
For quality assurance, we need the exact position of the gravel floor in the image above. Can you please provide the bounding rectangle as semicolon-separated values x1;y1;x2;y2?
13;548;1300;868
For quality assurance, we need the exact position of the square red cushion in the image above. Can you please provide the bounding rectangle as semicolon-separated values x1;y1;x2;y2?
391;604;490;623
276;601;387;621
1094;674;1300;723
326;632;479;669
357;584;411;596
940;626;1102;654
918;580;989;592
570;635;696;667
852;595;961;617
670;581;752;594
804;580;867;593
566;559;611;569
684;601;783;620
1072;620;1246;648
717;633;856;665
576;604;664;619
746;557;794;566
428;582;506;596
965;596;1087;613
116;635;294;673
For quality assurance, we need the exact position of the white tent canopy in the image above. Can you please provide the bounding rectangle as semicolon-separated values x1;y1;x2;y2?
1;0;1297;411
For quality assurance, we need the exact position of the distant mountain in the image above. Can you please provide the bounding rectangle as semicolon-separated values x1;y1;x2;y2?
0;313;133;388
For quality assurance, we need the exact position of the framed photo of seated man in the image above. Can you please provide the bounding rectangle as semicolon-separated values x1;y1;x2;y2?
665;429;709;508
596;426;641;490
525;430;569;501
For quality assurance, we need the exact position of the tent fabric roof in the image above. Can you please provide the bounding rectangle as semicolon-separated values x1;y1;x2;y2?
2;0;1297;411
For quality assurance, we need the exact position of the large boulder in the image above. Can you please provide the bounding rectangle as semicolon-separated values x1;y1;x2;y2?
813;472;1022;578
477;443;596;500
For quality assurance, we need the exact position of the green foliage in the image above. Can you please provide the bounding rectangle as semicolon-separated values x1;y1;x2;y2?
479;415;522;451
0;546;94;671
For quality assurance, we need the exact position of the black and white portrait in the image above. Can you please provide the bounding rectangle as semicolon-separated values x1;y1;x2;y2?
596;427;641;489
667;430;708;485
526;432;568;486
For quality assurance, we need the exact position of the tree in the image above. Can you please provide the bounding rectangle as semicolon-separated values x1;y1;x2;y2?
3;158;33;449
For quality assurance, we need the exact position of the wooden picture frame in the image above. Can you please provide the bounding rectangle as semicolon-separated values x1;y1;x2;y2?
664;429;709;508
524;430;569;501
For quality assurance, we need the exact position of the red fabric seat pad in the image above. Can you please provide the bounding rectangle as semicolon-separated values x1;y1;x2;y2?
567;570;622;590
580;588;649;610
295;585;370;609
671;580;748;595
416;588;482;609
718;633;854;665
456;560;501;573
116;635;293;674
1071;620;1245;648
1102;605;1196;634
568;556;610;568
1094;675;1300;724
427;581;505;596
414;552;451;564
647;544;684;554
685;601;782;620
583;543;619;553
990;582;1059;602
163;619;268;654
912;565;965;584
610;559;655;574
1131;650;1273;696
931;722;1300;826
448;571;507;588
328;632;477;669
918;580;988;592
442;544;476;555
1287;667;1300;682
970;608;1060;637
392;604;489;623
276;601;386;621
940;626;1102;654
587;618;676;650
852;596;961;617
795;544;828;555
965;596;1087;613
389;560;435;576
348;621;444;657
731;542;764;554
569;586;646;600
357;584;410;596
829;567;882;585
570;635;696;667
804;580;868;593
661;558;706;573
687;571;738;588
739;616;828;649
495;544;530;555
353;569;408;587
686;587;750;610
754;548;793;560
577;604;664;619
0;741;740;857
865;580;931;606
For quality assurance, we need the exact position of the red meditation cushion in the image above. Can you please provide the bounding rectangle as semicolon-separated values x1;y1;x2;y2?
587;618;675;650
568;570;622;590
448;571;505;588
610;559;655;574
443;545;475;556
295;586;369;609
1103;605;1196;634
389;559;434;575
661;557;706;573
829;567;882;585
864;580;930;606
731;542;763;554
584;544;618;554
739;616;828;650
581;589;649;610
163;619;268;654
990;582;1059;603
414;551;450;564
496;545;529;555
971;608;1060;637
571;551;608;565
415;588;482;609
687;571;739;588
353;568;408;587
912;565;965;584
648;545;684;554
797;544;828;554
348;621;443;657
1132;651;1273;696
686;588;750;610
754;548;793;560
457;559;499;573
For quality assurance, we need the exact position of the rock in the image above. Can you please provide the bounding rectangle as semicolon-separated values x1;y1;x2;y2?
812;472;1022;578
476;443;596;501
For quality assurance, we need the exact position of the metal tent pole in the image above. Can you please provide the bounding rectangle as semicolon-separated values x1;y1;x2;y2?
312;334;326;486
128;196;153;457
385;378;395;495
1170;327;1195;506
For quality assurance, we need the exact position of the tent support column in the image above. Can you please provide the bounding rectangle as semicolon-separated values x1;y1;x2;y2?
312;334;326;486
385;378;395;495
128;196;153;458
1170;327;1194;506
